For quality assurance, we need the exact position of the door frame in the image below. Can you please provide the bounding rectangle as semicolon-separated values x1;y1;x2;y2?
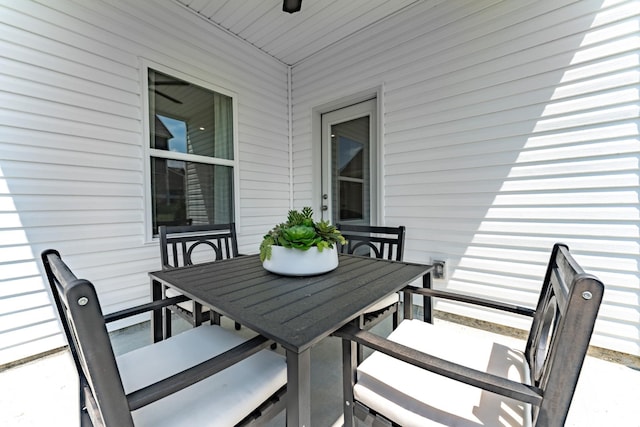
321;99;377;224
310;85;384;225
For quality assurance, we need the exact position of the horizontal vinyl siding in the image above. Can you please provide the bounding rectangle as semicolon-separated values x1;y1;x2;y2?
292;0;640;355
0;0;289;365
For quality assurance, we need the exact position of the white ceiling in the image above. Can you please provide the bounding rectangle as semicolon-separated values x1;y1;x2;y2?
174;0;423;66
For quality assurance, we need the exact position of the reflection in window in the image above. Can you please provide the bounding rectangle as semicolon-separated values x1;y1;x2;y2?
155;115;187;153
148;69;234;235
338;137;363;179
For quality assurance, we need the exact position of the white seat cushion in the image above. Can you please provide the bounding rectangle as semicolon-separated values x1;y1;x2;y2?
116;324;286;427
365;292;399;314
165;287;210;313
355;319;532;427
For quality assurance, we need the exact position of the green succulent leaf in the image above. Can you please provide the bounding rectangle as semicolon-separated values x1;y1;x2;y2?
259;235;276;262
259;207;346;259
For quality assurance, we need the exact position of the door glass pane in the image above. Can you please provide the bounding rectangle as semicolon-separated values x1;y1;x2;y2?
331;116;369;223
338;137;363;179
339;181;363;220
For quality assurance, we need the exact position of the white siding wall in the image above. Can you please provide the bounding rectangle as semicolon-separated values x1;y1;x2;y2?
0;0;289;365
292;0;640;355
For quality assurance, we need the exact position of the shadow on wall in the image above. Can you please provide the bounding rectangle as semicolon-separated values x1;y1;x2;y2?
0;163;65;366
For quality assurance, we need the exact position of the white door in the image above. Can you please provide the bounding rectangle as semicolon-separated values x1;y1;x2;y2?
320;99;378;225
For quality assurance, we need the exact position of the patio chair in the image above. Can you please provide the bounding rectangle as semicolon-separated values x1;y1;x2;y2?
337;223;406;362
41;249;287;427
335;243;604;427
159;224;242;337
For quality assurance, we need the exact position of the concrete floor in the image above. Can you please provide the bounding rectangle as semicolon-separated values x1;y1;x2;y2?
1;315;639;426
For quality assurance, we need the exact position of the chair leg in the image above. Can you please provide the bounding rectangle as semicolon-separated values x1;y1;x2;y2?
357;315;365;364
79;389;90;427
79;382;95;427
392;307;399;329
194;302;204;327
356;343;364;365
163;306;172;339
211;311;221;325
80;408;93;427
161;284;173;339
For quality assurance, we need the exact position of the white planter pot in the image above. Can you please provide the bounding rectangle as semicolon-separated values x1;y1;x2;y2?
262;245;338;276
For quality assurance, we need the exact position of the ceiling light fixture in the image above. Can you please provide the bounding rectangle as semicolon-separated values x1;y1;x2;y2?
283;0;302;14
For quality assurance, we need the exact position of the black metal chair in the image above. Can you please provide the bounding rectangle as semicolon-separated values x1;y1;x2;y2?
159;224;242;337
337;224;406;362
335;243;604;427
41;249;287;427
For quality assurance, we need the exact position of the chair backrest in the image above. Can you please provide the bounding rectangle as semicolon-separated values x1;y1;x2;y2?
159;223;239;269
337;224;405;261
41;249;135;427
525;243;604;426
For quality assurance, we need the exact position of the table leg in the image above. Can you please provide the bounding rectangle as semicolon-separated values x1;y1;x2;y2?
342;338;357;427
151;279;163;343
286;348;311;427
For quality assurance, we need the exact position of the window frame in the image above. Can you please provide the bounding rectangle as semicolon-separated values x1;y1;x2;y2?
141;60;240;243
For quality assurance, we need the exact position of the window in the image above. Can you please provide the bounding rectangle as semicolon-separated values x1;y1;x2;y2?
147;68;235;235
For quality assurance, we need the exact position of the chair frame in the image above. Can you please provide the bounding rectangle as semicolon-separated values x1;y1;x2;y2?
336;243;604;427
337;224;406;263
159;223;241;337
41;249;286;427
159;223;240;268
337;224;406;362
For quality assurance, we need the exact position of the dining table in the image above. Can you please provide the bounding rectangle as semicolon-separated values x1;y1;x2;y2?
149;253;433;427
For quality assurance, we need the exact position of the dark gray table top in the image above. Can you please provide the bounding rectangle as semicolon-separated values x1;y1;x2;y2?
150;254;432;352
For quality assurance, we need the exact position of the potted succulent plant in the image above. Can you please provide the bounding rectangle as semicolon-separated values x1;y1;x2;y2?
260;207;346;276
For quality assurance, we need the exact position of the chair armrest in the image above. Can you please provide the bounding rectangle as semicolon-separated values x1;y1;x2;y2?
126;334;274;410
404;285;536;317
104;295;190;323
334;323;543;405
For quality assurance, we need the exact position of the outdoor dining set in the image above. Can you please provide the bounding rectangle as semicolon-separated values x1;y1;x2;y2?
41;220;603;427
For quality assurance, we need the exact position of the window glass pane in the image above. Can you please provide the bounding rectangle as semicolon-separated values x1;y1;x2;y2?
151;158;233;234
149;69;233;160
339;181;363;221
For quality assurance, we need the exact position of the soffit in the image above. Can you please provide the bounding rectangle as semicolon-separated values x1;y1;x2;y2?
174;0;424;66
